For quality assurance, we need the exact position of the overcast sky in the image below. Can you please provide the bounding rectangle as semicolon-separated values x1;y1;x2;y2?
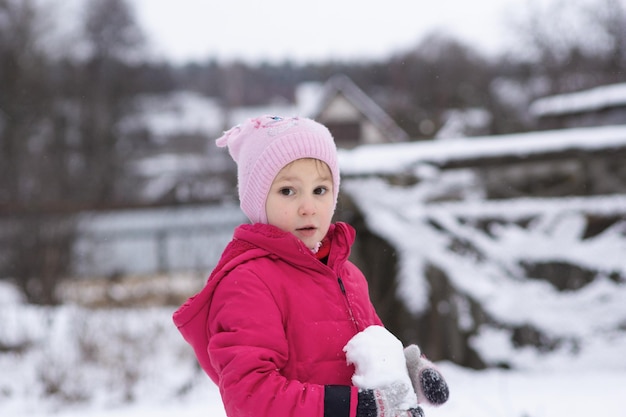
128;0;557;64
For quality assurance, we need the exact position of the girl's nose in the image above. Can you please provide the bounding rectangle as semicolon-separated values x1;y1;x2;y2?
298;196;316;216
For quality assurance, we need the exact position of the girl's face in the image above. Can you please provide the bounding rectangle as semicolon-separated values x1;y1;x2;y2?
265;158;335;251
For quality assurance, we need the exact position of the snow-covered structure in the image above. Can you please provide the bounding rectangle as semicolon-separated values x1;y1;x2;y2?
337;125;626;369
435;108;492;139
530;82;626;130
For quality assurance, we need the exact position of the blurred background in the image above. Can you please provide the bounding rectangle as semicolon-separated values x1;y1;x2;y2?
1;0;625;416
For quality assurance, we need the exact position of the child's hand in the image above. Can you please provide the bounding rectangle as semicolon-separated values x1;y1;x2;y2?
404;345;449;406
344;325;418;410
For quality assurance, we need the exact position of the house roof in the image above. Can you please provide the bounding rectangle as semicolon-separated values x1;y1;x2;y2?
309;74;409;142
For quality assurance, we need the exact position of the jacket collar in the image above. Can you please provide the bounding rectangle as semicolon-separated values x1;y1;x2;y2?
233;222;355;270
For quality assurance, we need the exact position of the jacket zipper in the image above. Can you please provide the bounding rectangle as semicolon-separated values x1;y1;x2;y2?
337;277;359;332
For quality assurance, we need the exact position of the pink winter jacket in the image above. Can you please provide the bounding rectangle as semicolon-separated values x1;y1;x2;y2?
173;222;383;417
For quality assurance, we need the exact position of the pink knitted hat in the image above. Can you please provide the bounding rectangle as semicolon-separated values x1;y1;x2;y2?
216;115;340;224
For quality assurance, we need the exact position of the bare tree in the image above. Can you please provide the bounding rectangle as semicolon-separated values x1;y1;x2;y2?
0;0;75;304
587;0;626;84
70;0;144;204
0;0;145;304
0;0;50;205
386;32;493;138
506;0;626;94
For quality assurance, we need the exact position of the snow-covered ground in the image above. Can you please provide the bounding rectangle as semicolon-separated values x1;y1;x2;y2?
12;366;626;417
1;278;623;417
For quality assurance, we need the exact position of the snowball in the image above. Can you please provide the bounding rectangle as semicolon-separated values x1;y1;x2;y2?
344;325;417;409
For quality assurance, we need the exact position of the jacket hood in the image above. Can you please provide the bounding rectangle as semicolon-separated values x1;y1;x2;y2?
172;221;356;381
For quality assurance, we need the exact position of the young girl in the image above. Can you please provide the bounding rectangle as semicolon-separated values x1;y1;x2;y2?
173;116;447;417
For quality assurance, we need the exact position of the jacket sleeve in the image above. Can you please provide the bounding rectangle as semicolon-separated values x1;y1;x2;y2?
207;266;359;417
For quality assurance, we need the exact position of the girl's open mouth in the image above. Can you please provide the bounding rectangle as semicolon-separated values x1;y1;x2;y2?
297;226;317;236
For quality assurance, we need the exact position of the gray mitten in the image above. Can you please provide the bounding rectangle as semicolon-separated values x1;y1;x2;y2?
357;382;425;417
404;345;449;406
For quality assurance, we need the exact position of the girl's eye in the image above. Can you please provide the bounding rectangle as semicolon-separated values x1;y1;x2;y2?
314;186;328;195
279;188;294;196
